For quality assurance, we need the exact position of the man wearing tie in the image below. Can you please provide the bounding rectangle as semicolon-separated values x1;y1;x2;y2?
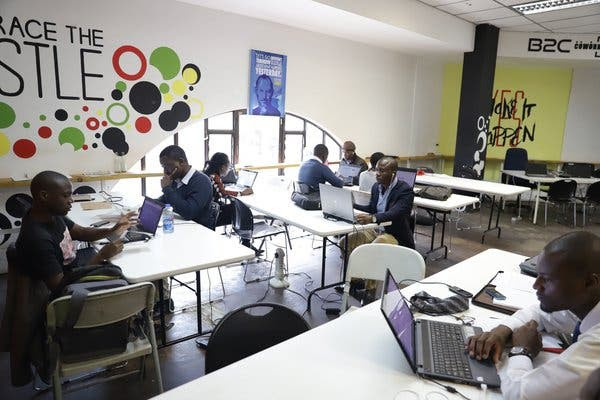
467;231;600;400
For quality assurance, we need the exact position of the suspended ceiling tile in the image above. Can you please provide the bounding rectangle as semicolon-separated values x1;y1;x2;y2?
487;15;533;26
459;7;520;22
437;0;500;14
418;0;461;6
541;13;600;29
503;23;550;31
526;4;600;23
554;23;600;33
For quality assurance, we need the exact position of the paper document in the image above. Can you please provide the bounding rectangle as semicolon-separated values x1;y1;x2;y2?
491;272;538;309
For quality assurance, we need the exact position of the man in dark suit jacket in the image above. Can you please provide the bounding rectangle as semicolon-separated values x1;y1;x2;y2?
346;156;414;254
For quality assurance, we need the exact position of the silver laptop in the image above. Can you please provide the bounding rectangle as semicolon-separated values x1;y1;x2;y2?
381;269;501;388
227;169;258;192
319;183;356;224
338;164;362;186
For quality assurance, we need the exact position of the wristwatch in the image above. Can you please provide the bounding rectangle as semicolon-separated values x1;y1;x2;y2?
508;346;533;360
371;215;377;223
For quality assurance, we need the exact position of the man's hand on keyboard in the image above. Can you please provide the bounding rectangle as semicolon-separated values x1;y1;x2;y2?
466;324;513;363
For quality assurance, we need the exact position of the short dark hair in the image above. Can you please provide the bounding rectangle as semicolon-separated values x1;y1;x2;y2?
314;144;329;159
543;231;600;275
369;152;384;169
30;171;69;198
159;145;187;162
204;152;230;176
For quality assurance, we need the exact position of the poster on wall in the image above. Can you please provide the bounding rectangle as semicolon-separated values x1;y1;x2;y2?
249;49;286;117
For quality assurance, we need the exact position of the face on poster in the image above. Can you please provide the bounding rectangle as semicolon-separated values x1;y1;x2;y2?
249;50;286;117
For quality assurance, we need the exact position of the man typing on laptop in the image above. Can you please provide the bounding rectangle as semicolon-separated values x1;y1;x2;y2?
467;231;600;400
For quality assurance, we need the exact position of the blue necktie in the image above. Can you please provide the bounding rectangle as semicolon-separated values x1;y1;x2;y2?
572;321;582;343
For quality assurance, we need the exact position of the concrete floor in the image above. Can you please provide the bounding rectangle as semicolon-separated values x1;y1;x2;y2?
1;201;599;399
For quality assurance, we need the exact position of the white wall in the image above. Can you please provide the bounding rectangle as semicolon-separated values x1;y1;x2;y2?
0;0;447;272
562;68;600;163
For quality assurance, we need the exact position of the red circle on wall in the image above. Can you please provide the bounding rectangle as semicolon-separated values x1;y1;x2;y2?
135;116;151;133
38;126;52;138
112;45;147;81
86;117;100;130
13;139;36;158
82;144;88;150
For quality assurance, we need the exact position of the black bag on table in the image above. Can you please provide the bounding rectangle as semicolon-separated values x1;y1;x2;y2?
291;182;321;210
418;185;452;201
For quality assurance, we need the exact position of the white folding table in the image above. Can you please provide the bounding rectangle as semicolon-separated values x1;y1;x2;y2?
68;195;255;346
501;169;599;224
416;174;530;243
152;248;557;400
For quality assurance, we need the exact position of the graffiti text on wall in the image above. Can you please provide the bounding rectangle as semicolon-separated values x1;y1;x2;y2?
487;89;537;148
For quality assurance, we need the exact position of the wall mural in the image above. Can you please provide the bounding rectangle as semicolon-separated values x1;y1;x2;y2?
0;43;203;158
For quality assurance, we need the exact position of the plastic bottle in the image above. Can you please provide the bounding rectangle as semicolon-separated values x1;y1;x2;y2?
162;204;174;233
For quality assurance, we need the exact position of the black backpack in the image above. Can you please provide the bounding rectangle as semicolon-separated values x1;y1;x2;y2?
291;182;321;210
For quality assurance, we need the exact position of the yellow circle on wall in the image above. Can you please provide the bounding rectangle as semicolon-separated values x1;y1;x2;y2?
0;131;10;156
182;68;198;85
172;80;186;96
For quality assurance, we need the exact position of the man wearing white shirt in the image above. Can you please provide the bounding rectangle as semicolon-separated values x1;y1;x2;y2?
467;231;600;400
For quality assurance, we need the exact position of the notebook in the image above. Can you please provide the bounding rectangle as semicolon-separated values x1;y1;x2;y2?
319;183;356;224
227;169;258;192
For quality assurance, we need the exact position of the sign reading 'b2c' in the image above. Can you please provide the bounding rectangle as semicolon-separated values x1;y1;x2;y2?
528;38;572;53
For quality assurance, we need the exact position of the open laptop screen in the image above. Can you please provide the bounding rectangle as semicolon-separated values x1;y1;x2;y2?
138;197;165;234
236;169;258;188
396;167;417;189
381;269;416;370
338;164;362;178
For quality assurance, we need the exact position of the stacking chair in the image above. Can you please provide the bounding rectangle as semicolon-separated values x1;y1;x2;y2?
47;283;163;400
583;182;600;226
230;197;289;281
543;179;577;227
340;244;425;313
204;303;310;373
593;169;600;178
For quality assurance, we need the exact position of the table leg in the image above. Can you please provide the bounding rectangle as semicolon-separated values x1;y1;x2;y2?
157;281;167;345
424;210;449;259
533;182;541;224
321;236;327;287
430;211;436;252
441;213;448;258
196;270;202;334
307;235;346;312
481;195;502;243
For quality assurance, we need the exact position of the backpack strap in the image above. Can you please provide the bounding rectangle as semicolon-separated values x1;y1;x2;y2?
63;289;89;330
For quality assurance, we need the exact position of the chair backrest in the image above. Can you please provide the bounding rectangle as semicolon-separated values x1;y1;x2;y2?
205;303;310;373
548;179;577;202
504;148;528;171
206;201;221;231
341;244;425;312
593;169;600;178
416;166;434;173
586;181;600;203
456;164;478;179
230;197;254;240
46;283;154;333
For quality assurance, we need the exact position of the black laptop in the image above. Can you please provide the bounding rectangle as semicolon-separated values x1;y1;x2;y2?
519;255;539;277
396;167;418;189
525;163;549;177
380;269;500;388
562;163;593;178
119;197;165;243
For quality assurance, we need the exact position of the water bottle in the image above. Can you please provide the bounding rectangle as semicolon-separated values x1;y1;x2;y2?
162;204;174;233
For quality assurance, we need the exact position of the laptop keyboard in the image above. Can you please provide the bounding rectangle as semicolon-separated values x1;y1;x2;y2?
429;322;473;379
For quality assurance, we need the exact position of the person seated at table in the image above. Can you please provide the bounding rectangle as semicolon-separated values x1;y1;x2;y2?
15;171;136;291
298;144;343;192
204;152;253;226
581;367;600;400
467;231;600;400
342;156;415;256
339;141;368;185
158;145;213;228
358;151;384;191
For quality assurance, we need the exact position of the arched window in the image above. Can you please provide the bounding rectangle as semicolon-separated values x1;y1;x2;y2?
114;109;343;197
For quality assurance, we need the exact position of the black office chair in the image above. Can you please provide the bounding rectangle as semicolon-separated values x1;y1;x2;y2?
583;182;600;227
501;148;532;186
544;179;577;227
204;303;310;373
230;197;289;282
593;169;600;178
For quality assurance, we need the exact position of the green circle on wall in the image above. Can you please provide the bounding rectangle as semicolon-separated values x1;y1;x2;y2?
116;81;127;92
159;83;170;94
0;102;16;129
40;114;46;121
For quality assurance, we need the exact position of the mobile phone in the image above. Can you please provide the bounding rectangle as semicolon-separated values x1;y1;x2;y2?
90;220;110;228
485;287;506;300
449;286;473;298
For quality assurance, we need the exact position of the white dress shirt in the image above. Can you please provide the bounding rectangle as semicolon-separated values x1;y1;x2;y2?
359;170;377;191
497;300;600;400
175;167;196;188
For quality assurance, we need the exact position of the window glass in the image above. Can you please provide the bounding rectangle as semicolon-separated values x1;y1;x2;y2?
208;134;232;160
284;134;303;164
178;121;205;170
238;115;279;166
305;123;322;160
325;135;341;162
285;114;303;132
207;112;233;130
145;135;176;172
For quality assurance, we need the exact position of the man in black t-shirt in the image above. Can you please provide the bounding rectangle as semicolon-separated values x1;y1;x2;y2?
16;171;136;291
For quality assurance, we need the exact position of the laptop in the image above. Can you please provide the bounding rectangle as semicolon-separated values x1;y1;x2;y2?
338;164;362;186
519;254;539;277
396;167;418;189
319;183;356;224
117;197;165;243
226;169;258;192
380;269;501;388
562;163;592;178
525;163;550;177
